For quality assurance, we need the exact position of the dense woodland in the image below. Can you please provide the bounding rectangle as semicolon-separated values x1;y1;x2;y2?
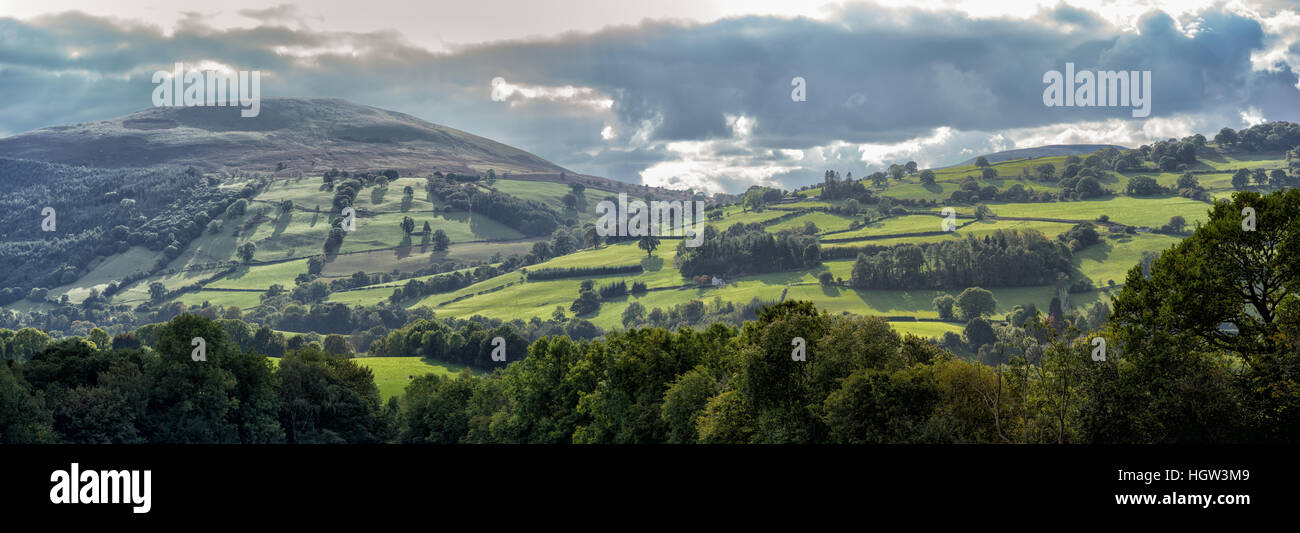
675;223;821;277
848;229;1072;290
0;159;245;299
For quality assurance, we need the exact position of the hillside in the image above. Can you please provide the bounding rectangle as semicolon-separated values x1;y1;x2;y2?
948;144;1128;167
0;97;677;199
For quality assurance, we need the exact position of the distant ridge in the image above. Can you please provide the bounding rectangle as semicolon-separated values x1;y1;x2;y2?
947;144;1128;167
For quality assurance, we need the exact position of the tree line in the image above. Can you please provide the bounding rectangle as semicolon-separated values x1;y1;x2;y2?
849;229;1071;290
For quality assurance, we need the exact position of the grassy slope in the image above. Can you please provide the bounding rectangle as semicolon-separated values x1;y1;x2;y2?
58;148;1268;340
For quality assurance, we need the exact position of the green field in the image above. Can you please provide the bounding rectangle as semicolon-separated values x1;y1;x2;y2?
207;259;311;290
49;246;163;304
935;196;1213;228
764;211;858;234
1072;232;1183;287
888;321;964;339
353;356;474;400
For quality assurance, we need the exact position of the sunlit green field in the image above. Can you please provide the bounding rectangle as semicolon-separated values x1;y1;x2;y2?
888;321;964;339
206;259;310;290
1071;233;1183;287
764;211;858;233
353;356;473;400
937;197;1213;228
175;290;265;309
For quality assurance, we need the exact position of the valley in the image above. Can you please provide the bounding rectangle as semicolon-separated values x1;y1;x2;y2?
5;112;1291;360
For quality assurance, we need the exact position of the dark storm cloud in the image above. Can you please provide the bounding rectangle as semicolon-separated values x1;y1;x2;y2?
0;3;1296;181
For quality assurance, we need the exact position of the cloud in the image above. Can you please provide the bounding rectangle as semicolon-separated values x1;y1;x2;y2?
1;1;1298;193
489;77;613;109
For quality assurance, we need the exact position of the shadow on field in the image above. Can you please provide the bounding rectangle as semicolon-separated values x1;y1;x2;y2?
641;255;664;271
272;211;293;237
223;265;252;281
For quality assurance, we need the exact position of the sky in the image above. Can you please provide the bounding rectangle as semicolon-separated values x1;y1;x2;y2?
2;0;1299;193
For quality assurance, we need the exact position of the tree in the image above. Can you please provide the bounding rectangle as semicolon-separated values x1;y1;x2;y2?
8;328;52;360
148;282;167;303
981;167;997;179
843;198;861;215
622;301;646;327
276;346;384;443
919;169;937;185
88;328;110;350
1126;175;1163;196
661;369;718;443
323;334;353;356
0;363;53;442
1270;169;1288;188
638;234;660;257
1214;127;1238;146
818;271;835;287
569;287;601;316
432;229;450;251
888;164;906;180
1232;168;1251;190
584;226;601;249
1105;188;1300;442
905;161;918;174
933;294;957;320
237;243;256;264
962;317;997;353
146;314;244;443
400;216;416;235
975;156;990;168
954;287;997;321
1163;216;1186;234
422;221;432;234
1076;176;1104;198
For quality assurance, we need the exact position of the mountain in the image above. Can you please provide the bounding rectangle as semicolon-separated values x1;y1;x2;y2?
947;144;1129;167
0;97;563;176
